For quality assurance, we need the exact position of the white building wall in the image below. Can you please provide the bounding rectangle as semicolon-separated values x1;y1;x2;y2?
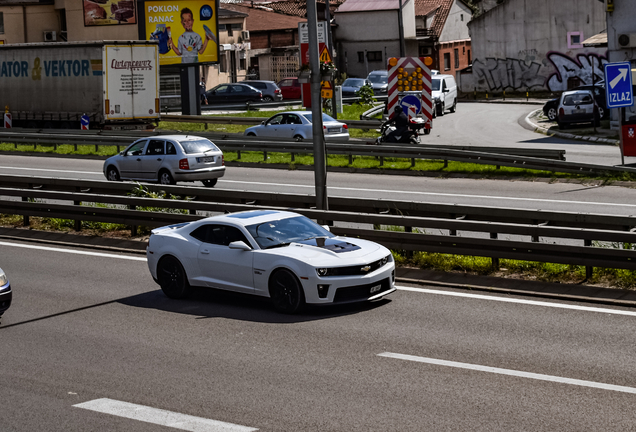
439;0;472;43
465;0;606;93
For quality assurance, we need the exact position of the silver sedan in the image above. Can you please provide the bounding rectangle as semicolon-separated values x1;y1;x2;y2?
103;135;225;187
244;111;350;142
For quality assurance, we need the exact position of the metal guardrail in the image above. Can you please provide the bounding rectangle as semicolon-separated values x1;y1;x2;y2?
1;175;636;274
0;129;580;171
161;114;383;130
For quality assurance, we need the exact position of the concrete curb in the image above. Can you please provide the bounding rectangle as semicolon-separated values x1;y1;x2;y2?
524;109;620;146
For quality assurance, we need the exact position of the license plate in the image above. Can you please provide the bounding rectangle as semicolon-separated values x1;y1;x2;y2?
370;284;382;294
572;109;586;114
198;156;215;163
328;128;340;133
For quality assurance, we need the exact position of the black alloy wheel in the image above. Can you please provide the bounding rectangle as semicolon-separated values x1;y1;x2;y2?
157;256;190;299
106;166;120;181
269;269;305;314
263;96;274;102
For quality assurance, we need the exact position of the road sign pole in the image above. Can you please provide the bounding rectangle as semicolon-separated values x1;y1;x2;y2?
620;107;625;165
307;0;328;210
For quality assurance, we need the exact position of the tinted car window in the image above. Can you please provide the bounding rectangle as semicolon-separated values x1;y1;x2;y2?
303;113;337;123
286;114;302;125
245;82;266;89
431;79;441;91
246;216;333;249
126;140;147;156
563;94;593;106
166;142;177;155
178;139;220;154
190;224;250;246
146;140;165;155
267;114;284;125
343;78;365;87
215;85;230;94
368;75;387;84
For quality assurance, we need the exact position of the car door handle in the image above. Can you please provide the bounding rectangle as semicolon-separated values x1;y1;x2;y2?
201;249;210;254
136;158;141;161
156;158;162;161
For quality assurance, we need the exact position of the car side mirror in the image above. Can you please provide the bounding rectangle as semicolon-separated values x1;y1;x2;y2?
229;241;251;251
261;121;266;125
443;88;449;93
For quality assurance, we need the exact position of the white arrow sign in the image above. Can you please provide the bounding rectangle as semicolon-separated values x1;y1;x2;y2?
610;68;628;89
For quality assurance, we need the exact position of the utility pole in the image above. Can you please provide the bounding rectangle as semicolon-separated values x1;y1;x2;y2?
398;0;405;57
325;0;337;119
307;0;328;210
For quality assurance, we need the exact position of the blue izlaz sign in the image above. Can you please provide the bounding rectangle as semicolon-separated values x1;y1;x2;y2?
604;62;634;109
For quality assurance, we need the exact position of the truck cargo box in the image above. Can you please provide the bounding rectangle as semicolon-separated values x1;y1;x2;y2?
0;40;160;129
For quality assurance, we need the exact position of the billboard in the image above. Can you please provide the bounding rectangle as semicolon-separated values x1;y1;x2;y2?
83;0;137;26
143;0;219;65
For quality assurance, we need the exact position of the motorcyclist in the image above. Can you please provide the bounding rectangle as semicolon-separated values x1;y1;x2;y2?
386;105;410;143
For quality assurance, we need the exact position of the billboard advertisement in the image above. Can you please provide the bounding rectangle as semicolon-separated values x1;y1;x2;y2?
83;0;137;26
144;0;219;65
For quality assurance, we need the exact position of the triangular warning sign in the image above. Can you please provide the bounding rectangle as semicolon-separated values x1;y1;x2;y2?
319;46;333;64
321;80;333;89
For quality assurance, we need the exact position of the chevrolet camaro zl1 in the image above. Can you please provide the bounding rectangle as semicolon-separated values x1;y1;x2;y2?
147;210;396;313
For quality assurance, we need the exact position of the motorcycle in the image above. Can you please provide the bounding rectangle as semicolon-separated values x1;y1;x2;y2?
376;117;429;145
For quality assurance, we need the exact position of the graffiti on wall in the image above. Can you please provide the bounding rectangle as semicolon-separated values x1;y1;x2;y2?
545;52;607;91
472;52;608;92
473;58;546;91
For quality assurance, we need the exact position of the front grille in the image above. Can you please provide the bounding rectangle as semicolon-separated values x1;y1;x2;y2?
333;278;392;303
326;257;388;277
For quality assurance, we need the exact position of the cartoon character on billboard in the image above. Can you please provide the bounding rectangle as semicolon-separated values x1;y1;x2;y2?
168;7;213;64
150;24;171;54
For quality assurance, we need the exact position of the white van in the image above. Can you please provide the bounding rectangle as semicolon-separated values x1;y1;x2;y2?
428;74;457;116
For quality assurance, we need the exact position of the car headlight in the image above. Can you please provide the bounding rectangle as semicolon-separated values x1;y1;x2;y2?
0;268;8;286
316;268;331;277
380;254;392;266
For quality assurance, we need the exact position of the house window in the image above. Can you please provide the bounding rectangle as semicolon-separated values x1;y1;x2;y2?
460;14;463;21
218;24;226;31
357;51;364;63
567;31;583;49
220;53;227;73
0;12;4;34
454;48;459;68
444;52;451;70
468;49;471;64
367;51;382;62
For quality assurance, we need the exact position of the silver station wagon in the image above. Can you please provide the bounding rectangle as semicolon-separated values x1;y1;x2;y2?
103;135;225;187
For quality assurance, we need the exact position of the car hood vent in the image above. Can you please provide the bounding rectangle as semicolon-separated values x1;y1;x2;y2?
295;237;361;253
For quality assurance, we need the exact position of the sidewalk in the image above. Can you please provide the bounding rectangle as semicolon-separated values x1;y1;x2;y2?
2;226;636;308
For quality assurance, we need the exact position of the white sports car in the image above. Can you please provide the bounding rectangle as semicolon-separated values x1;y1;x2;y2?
147;210;396;313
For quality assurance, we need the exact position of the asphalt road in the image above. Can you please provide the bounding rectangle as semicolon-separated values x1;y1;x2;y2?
3;241;636;431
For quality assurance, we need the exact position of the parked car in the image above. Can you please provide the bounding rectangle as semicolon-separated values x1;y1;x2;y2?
341;78;373;97
0;267;11;320
277;77;301;100
146;210;396;313
244;111;349;142
103;135;225;187
556;89;600;129
241;80;283;102
205;83;263;105
543;82;607;121
429;74;457;116
367;70;388;94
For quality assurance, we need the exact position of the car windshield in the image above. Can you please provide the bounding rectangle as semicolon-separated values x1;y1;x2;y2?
178;139;219;154
431;79;441;91
247;216;334;249
343;78;365;87
563;94;593;106
368;75;387;84
302;113;337;123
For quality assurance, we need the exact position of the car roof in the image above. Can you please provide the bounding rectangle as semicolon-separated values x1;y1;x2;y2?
138;135;211;141
243;80;275;84
562;89;594;96
368;70;387;75
197;210;300;227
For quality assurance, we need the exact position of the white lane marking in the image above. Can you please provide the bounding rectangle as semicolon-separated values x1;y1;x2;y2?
397;286;636;317
219;180;636;209
74;398;258;432
0;241;147;261
0;166;99;175
378;352;636;394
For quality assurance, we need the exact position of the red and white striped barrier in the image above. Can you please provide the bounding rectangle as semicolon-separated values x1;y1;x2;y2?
387;57;432;131
3;112;11;129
